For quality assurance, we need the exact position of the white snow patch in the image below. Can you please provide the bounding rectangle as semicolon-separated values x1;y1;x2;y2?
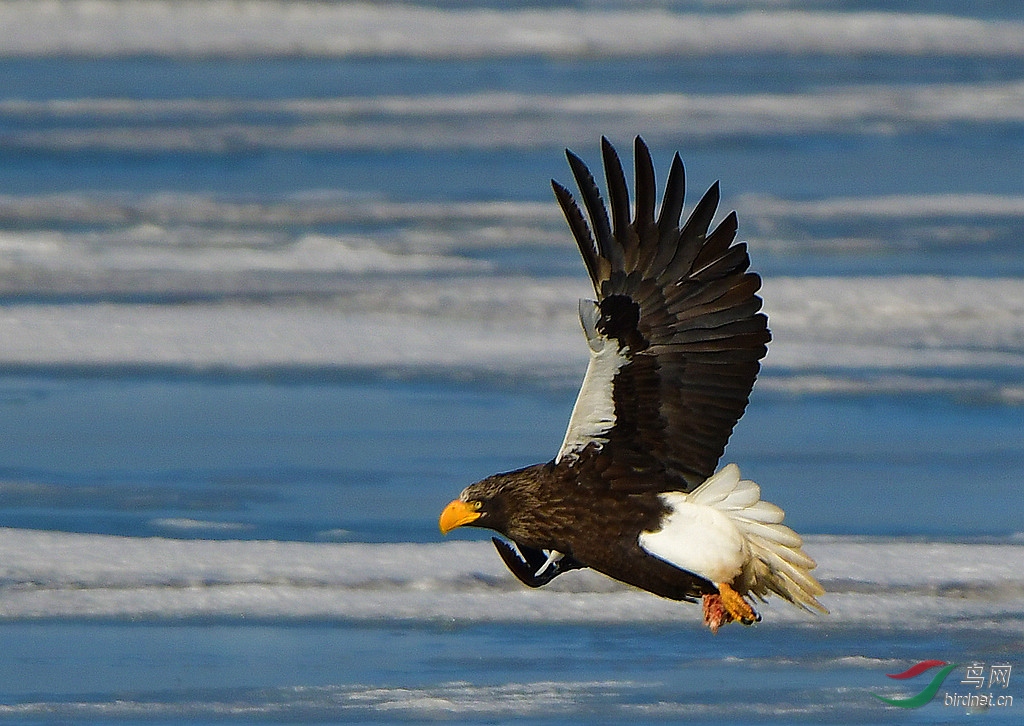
2;4;1023;58
0;528;1021;629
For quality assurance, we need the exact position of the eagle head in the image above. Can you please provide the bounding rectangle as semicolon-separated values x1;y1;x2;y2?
438;474;512;535
438;464;551;537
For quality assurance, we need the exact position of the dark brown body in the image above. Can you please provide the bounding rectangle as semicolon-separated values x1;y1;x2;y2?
466;459;715;602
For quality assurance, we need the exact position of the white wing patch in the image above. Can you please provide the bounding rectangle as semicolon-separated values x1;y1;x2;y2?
555;300;629;463
639;464;827;612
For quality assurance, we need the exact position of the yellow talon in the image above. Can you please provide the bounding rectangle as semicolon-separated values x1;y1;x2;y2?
717;582;760;626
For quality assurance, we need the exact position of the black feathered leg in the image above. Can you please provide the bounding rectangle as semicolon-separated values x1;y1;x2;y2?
491;537;584;588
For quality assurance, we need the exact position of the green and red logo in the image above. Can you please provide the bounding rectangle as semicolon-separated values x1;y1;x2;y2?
872;660;958;708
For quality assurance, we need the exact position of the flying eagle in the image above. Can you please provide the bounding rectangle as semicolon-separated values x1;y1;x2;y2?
439;137;825;631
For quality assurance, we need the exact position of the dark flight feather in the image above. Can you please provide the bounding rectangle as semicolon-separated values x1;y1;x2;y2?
557;137;770;488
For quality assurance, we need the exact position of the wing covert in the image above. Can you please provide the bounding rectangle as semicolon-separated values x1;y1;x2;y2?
554;136;770;490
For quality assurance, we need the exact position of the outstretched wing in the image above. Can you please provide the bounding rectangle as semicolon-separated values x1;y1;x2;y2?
553;136;770;490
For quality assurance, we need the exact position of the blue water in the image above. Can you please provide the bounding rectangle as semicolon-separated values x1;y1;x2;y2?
0;1;1022;722
0;376;1021;543
1;620;1016;724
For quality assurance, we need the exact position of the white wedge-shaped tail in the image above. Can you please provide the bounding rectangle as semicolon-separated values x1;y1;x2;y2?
639;464;827;614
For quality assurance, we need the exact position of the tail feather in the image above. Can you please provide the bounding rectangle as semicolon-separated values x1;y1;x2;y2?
752;544;827;612
688;464;828;614
686;463;744;507
736;517;805;549
739;500;785;524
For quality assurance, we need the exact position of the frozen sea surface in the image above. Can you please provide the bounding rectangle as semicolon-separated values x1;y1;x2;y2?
2;528;1022;628
0;1;1022;723
0;529;1021;724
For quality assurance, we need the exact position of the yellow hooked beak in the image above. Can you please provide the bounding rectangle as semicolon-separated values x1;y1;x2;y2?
439;499;482;535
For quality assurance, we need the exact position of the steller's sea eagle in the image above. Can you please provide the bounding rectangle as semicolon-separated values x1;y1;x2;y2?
439;137;825;631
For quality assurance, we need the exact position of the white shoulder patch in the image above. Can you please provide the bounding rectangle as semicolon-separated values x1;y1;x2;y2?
555;300;629;463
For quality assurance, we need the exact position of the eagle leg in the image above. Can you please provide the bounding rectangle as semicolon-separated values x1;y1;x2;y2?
717;582;761;626
491;537;583;588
